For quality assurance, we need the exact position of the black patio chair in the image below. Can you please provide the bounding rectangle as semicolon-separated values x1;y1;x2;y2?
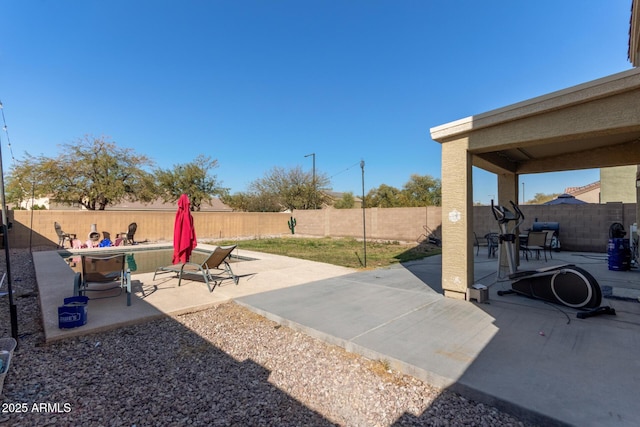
474;232;488;255
485;232;499;258
126;222;137;245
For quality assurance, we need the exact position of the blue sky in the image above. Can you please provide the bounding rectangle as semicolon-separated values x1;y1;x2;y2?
0;1;634;204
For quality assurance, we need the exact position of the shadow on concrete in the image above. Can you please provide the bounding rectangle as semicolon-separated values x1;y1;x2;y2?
236;250;640;426
402;252;640;426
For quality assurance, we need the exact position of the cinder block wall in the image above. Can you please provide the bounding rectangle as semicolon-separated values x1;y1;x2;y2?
5;203;637;252
473;202;637;252
7;210;292;249
294;207;442;242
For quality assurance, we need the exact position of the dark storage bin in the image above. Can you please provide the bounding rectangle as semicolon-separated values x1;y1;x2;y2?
607;238;631;271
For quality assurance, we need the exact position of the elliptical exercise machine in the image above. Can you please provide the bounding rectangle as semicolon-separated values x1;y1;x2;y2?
491;200;616;319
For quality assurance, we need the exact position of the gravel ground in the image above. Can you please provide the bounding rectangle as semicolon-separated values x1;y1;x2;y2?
0;247;535;426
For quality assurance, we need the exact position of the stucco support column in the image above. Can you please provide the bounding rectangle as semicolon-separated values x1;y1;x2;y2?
636;166;639;234
497;173;519;276
441;139;473;299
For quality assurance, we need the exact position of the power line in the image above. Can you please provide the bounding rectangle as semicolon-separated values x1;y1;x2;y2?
0;100;18;164
329;161;360;180
0;99;31;203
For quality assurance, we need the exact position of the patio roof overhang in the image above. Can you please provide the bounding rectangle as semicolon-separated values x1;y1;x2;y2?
431;67;640;176
429;67;640;301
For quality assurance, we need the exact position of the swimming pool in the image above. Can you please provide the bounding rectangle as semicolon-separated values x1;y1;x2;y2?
59;246;248;275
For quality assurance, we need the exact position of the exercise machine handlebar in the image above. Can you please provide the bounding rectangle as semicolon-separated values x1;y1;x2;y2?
491;200;525;229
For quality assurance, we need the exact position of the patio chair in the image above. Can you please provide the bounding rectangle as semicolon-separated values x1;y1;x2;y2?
74;253;132;306
126;222;137;245
54;222;76;248
521;231;548;262
541;229;555;260
153;245;239;292
473;232;488;255
485;232;499;258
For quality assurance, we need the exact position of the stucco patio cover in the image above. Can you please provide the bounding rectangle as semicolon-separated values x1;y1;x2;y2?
430;67;640;299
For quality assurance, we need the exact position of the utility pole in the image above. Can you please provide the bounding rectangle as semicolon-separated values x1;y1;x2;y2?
305;153;316;209
360;160;366;268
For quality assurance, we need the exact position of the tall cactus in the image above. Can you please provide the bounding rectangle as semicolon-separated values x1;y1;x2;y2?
288;216;297;234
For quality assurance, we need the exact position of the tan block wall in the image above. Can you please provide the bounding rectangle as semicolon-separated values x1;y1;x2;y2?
7;210;292;249
294;207;442;242
4;204;637;251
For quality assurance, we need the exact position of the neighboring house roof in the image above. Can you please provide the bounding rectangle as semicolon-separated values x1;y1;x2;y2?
564;181;600;197
324;191;362;202
564;181;600;204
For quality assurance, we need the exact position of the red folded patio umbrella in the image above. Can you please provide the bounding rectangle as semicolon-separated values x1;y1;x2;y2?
173;194;197;264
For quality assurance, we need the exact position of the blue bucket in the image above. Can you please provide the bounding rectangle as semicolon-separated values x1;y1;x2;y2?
58;296;89;329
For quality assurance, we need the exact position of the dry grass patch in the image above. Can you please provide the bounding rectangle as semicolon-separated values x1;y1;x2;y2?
214;236;440;269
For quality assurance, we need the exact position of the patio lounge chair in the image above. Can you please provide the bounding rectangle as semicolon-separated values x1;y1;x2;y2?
153;245;239;292
74;253;132;306
54;222;76;248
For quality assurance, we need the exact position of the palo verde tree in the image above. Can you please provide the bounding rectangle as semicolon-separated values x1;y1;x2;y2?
527;192;561;205
333;192;356;209
222;191;282;212
6;136;156;210
243;165;330;212
366;174;441;208
366;184;403;208
5;155;42;207
400;174;441;206
155;154;227;211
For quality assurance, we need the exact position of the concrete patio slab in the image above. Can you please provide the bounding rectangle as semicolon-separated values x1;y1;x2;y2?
34;243;355;343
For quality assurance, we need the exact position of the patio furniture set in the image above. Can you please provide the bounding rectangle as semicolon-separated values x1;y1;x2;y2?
55;219;239;329
55;222;137;249
475;222;559;261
